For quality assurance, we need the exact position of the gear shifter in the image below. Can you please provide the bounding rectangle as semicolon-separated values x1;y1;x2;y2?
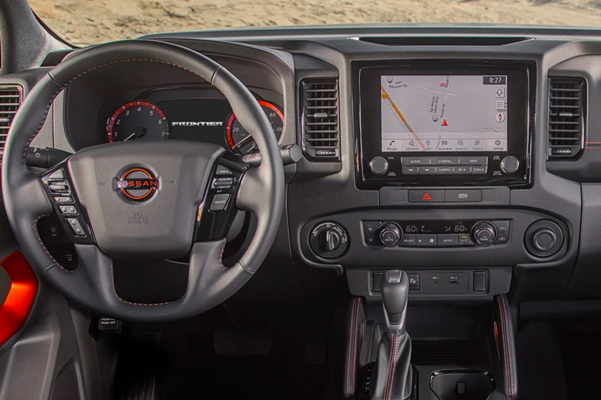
382;270;409;334
370;270;413;400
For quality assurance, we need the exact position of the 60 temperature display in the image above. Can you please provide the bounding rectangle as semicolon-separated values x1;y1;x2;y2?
401;221;473;234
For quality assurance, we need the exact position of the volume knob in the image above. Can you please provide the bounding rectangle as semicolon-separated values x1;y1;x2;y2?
370;157;389;175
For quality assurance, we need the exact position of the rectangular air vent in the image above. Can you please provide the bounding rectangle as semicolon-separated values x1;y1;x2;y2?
0;85;22;162
301;79;340;160
548;78;585;159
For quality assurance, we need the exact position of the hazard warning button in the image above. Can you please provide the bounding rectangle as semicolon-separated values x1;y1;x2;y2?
408;190;444;203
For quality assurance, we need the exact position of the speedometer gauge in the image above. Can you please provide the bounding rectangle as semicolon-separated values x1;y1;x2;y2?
106;101;169;143
225;101;284;155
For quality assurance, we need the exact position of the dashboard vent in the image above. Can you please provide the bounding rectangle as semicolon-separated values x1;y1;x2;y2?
0;85;22;163
301;79;340;160
548;78;585;159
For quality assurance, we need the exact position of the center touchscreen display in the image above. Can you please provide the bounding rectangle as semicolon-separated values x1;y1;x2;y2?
380;75;508;153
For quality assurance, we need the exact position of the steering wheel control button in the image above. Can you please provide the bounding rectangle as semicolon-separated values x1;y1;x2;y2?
215;164;233;176
210;194;230;211
408;190;444;203
309;222;349;259
471;222;497;246
378;223;402;247
49;181;70;194
525;220;564;258
48;169;65;180
369;156;389;175
54;196;74;204
66;218;86;237
444;189;482;202
500;156;520;174
212;177;235;189
59;205;78;215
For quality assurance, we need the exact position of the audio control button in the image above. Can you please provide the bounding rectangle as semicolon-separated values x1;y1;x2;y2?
369;157;389;175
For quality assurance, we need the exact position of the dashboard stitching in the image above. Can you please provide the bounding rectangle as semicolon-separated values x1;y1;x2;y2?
345;298;357;398
501;295;516;398
497;296;511;397
383;333;394;400
351;298;360;396
388;334;400;400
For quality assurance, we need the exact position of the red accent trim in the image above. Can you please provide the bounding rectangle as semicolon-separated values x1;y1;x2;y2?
0;252;38;347
225;100;284;152
106;100;167;143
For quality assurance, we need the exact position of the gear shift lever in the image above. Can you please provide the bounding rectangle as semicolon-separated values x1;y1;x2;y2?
382;270;409;334
370;270;413;400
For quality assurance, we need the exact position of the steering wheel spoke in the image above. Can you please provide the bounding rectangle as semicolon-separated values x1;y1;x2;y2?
40;163;96;244
194;156;247;242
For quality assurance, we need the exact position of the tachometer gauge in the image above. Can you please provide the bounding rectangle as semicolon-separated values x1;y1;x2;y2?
106;101;169;143
225;101;284;155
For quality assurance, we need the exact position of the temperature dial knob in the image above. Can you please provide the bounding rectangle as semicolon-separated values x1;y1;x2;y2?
471;222;497;246
379;223;403;247
309;222;349;259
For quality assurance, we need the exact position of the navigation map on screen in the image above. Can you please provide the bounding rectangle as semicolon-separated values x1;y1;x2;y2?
380;75;508;153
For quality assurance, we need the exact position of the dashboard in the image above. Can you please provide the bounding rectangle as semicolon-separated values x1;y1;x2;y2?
10;26;601;305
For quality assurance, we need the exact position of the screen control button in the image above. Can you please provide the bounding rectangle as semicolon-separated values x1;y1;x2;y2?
415;235;437;247
418;166;436;175
438;234;459;247
458;156;489;165
445;189;482;202
470;166;488;174
453;166;471;174
431;157;460;166
435;166;453;175
408;190;444;203
401;157;430;166
369;156;389;175
401;166;419;175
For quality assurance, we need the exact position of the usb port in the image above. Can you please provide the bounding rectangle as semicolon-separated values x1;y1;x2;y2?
449;276;459;285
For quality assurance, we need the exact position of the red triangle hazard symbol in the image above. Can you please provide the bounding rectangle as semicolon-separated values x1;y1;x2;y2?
422;193;432;200
441;119;448;127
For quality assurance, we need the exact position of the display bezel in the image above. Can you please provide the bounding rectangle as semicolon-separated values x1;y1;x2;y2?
355;61;533;189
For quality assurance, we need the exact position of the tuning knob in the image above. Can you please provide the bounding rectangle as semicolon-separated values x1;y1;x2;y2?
501;156;520;174
379;223;402;247
471;222;497;246
370;157;389;175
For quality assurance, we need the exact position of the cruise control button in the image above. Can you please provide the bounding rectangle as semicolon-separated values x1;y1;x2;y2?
66;218;86;237
210;194;230;211
408;190;444;203
400;235;416;247
415;235;437;247
216;165;233;176
445;189;482;202
438;234;459;247
59;205;78;215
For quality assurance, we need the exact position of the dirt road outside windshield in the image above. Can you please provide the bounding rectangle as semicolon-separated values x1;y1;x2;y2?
31;0;601;45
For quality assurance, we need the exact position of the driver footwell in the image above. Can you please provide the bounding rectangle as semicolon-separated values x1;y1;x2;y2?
113;302;347;400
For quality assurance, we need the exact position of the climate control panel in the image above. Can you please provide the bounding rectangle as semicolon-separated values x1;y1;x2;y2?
363;220;511;248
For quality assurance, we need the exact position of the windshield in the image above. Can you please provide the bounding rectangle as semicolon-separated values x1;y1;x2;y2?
30;0;601;46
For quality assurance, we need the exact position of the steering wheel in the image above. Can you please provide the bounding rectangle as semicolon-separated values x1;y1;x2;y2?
1;40;285;321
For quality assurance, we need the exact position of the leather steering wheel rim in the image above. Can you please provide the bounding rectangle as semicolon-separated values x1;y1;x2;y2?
1;40;285;321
